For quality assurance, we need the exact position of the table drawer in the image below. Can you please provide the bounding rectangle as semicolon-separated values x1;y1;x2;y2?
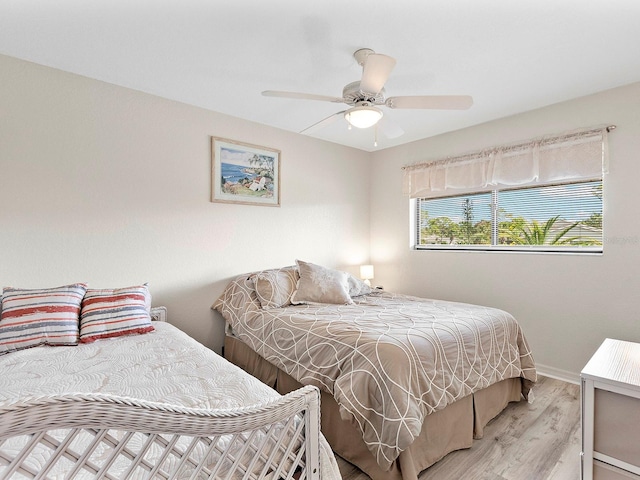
594;388;640;469
594;460;640;480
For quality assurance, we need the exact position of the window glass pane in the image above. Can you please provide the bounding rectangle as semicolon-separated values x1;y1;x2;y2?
418;192;492;246
498;181;602;247
416;180;602;252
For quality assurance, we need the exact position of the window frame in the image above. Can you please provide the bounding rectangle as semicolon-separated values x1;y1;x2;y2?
413;179;604;255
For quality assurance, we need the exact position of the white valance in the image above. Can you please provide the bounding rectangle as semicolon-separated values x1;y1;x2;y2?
402;126;611;198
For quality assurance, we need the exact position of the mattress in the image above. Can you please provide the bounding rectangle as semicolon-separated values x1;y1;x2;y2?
0;321;340;479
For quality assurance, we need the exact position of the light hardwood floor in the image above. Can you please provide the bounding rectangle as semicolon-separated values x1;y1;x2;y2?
335;376;581;480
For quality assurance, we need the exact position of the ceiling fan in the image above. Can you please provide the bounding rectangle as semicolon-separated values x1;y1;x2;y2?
262;48;473;141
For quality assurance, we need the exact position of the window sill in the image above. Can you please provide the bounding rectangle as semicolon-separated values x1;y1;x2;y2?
413;245;603;255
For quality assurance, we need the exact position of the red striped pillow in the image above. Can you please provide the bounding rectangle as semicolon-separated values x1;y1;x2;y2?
0;283;87;354
79;285;154;343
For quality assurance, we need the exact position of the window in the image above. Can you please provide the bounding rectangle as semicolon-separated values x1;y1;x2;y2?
416;180;603;252
404;126;611;254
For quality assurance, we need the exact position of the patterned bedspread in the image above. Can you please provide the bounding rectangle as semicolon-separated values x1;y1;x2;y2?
215;274;537;470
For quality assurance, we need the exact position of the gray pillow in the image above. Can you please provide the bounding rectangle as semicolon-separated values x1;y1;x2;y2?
291;260;353;305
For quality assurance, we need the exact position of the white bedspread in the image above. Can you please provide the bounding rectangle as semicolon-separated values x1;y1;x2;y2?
0;322;340;479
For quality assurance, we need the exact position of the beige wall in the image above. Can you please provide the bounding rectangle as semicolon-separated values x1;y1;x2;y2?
0;54;371;353
370;81;640;381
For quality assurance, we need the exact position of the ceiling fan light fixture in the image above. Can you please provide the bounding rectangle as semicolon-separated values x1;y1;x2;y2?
344;105;383;129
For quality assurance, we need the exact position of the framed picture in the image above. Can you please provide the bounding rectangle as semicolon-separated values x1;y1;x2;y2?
211;137;281;207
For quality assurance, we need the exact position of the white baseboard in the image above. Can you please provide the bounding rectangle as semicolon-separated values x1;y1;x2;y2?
536;363;580;385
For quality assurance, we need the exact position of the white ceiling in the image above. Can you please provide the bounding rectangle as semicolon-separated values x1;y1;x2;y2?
2;0;640;152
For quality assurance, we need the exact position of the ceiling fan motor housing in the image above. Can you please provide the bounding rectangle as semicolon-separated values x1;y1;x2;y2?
342;81;386;106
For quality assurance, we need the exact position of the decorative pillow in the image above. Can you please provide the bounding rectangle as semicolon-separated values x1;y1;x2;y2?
0;283;87;354
252;266;299;309
291;260;353;305
79;285;154;343
347;275;372;297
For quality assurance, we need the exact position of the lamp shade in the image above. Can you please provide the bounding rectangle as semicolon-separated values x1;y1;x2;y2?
344;106;383;129
360;264;374;280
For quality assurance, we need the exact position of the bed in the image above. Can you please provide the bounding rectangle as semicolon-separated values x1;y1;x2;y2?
0;303;341;480
213;261;537;480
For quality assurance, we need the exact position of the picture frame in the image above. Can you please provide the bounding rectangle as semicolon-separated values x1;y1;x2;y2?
211;137;281;207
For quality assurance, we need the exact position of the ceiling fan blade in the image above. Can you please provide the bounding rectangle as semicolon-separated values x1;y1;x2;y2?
386;95;474;110
300;111;346;135
262;90;345;103
360;54;396;95
377;116;404;139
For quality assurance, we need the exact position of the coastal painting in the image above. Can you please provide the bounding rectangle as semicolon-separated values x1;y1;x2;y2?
211;137;280;206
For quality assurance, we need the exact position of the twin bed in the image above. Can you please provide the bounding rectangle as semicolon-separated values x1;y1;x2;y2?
0;305;340;479
213;261;537;480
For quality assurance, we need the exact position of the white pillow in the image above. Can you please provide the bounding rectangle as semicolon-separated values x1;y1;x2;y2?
291;260;353;305
347;275;372;297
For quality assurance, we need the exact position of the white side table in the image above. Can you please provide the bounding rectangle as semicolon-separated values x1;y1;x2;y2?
581;338;640;479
